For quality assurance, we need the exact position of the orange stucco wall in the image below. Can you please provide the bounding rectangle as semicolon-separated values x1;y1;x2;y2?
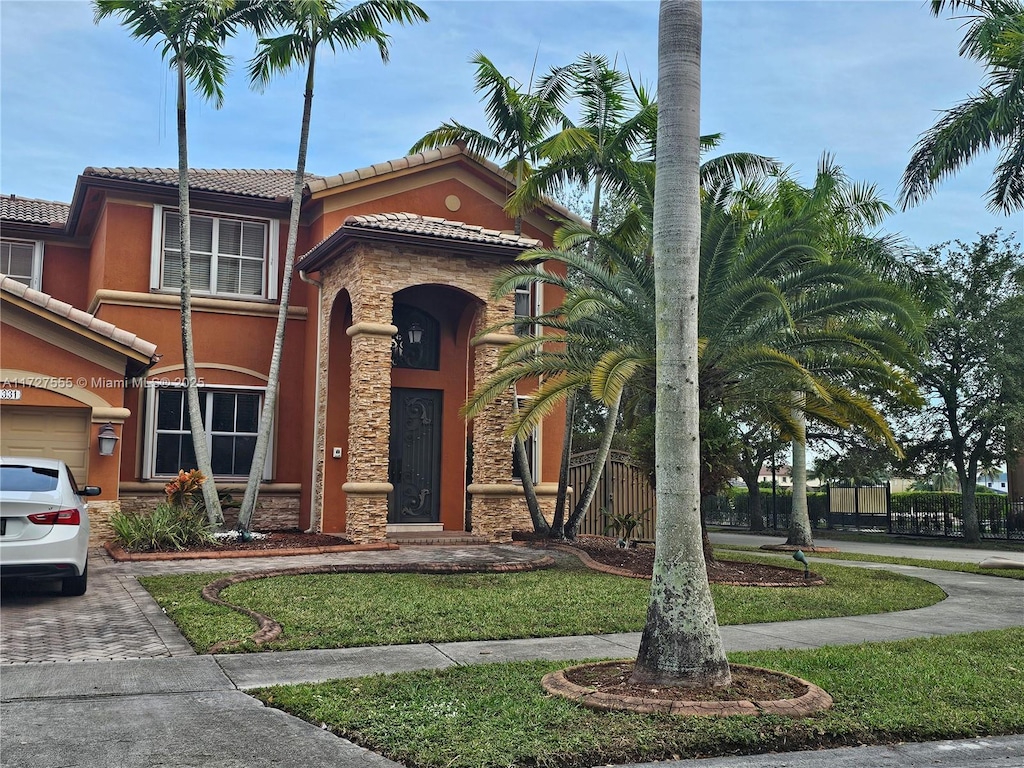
93;301;307;484
40;242;90;309
0;321;129;499
88;202;154;297
319;292;352;533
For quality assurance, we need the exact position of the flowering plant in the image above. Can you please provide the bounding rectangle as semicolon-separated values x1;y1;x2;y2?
164;469;207;510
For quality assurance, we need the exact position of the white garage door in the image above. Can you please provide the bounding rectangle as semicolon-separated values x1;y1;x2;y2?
0;407;90;484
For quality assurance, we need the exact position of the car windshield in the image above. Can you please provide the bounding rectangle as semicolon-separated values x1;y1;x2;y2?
0;465;60;492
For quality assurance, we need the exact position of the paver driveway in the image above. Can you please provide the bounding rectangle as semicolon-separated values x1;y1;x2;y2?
0;544;553;664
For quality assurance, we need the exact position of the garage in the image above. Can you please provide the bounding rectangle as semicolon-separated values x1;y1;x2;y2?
0;406;90;484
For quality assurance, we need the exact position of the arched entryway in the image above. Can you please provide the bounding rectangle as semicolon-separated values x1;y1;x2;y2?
388;285;481;534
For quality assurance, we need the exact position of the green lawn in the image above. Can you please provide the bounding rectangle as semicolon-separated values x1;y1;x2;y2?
252;628;1024;768
139;553;945;653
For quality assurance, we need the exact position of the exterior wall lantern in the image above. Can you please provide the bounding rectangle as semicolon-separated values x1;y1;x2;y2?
97;422;119;457
407;323;423;346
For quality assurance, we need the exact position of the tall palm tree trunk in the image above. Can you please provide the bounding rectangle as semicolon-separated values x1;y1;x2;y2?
786;392;814;547
631;0;730;688
565;390;622;536
176;57;222;526
238;46;318;531
512;390;547;533
552;171;605;537
549;391;576;538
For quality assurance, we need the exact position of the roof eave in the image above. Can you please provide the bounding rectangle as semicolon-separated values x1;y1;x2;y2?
65;174;301;236
296;223;535;274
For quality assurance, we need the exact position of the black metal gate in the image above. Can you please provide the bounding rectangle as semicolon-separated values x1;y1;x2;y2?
388;388;442;524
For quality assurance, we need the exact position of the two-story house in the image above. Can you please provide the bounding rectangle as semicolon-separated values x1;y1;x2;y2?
0;145;570;545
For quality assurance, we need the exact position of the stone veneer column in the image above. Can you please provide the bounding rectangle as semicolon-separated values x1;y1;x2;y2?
467;328;532;542
341;277;396;543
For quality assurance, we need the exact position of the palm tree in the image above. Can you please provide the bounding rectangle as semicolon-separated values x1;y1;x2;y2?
234;0;428;534
507;53;658;238
505;53;655;539
772;158;927;547
410;52;575;236
411;52;574;524
470;156;924;546
899;0;1024;213
94;0;257;526
464;228;654;537
629;0;730;689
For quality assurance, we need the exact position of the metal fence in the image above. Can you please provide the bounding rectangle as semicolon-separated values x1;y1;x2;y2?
564;454;1023;542
703;485;1023;541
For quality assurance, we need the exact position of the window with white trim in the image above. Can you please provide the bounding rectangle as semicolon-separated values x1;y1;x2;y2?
155;208;275;298
513;282;540;337
511;395;539;483
1;239;43;290
147;386;268;479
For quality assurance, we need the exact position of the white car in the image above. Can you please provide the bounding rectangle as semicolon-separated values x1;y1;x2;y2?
0;457;98;596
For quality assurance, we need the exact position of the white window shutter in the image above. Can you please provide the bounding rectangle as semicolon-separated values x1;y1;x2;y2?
267;219;280;300
149;205;163;291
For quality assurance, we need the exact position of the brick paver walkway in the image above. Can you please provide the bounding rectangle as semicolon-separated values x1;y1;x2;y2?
0;545;554;664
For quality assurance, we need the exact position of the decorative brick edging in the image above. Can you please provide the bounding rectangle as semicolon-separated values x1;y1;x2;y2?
542;661;834;717
103;541;398;561
199;555;557;652
546;543;647;579
539;544;825;586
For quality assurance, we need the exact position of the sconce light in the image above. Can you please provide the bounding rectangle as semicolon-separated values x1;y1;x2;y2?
97;422;119;457
407;323;423;345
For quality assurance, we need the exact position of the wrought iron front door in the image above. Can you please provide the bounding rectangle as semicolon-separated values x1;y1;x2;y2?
388;388;442;524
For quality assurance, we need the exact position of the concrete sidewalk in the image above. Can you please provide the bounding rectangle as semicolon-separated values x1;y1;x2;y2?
1;541;1022;768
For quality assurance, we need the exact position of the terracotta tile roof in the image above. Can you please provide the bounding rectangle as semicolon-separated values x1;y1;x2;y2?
0;275;158;359
0;195;70;226
343;212;543;248
309;144;580;224
309;145;466;192
82;167;324;200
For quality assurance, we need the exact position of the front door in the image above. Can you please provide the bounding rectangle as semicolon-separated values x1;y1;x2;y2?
388;388;442;524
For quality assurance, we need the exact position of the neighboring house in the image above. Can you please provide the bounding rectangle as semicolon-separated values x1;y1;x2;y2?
977;470;1009;494
0;145;571;545
747;464;822;489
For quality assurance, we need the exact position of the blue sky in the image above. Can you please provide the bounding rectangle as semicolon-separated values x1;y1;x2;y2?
1;0;1020;251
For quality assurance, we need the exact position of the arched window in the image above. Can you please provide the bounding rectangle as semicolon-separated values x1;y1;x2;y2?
391;303;440;370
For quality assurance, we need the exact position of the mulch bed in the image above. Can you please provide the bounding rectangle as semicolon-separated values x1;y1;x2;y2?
109;529;824;587
210;529;353;552
565;660;807;702
104;529;384;561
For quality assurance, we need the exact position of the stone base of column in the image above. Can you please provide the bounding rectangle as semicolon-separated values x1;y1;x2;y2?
468;484;533;542
342;482;392;543
86;499;121;548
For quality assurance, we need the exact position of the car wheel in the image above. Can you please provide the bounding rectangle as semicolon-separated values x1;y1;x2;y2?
61;563;88;597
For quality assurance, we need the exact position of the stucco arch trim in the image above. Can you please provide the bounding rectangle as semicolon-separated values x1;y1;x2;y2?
147;363;270;383
0;368;116;410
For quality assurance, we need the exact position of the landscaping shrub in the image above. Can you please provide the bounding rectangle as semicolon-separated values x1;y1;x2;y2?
110;502;218;551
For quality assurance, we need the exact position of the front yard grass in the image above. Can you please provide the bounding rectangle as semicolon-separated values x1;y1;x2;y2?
139;553;945;653
251;628;1024;768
